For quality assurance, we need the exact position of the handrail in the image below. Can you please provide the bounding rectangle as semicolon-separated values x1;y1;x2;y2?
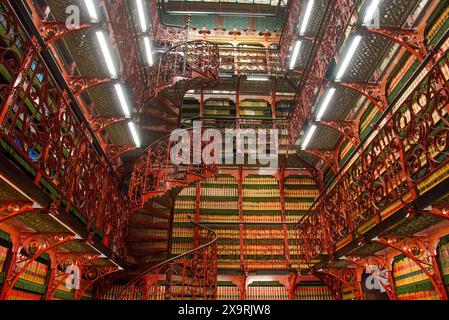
118;215;218;300
297;32;449;264
298;27;449;228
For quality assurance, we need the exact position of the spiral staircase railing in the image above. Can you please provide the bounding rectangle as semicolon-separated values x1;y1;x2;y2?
119;216;218;300
128;127;218;211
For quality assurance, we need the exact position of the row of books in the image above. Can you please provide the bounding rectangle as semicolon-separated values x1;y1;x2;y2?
393;255;430;287
131;229;168;239
295;285;334;300
284;189;320;198
0;245;7;270
243;188;280;197
217;286;241;300
397;290;439;300
174;215;241;223
438;240;449;276
246;286;288;300
275;101;293;118
17;260;48;286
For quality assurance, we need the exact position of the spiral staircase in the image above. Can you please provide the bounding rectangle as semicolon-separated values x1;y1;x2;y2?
138;40;220;146
120;216;217;300
124;40;220;289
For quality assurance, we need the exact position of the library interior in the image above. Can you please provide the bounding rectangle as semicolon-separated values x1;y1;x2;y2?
1;0;449;301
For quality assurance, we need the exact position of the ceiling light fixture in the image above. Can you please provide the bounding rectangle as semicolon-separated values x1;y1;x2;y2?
114;84;131;118
128;122;141;148
136;0;147;32
84;0;98;21
316;87;336;121
335;35;362;81
247;75;270;81
300;0;315;35
289;40;301;70
301;125;317;150
96;31;118;78
363;0;381;25
143;36;153;66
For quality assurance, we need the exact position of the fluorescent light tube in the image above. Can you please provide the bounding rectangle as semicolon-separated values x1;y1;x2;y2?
247;75;269;81
96;31;117;78
289;40;301;70
143;36;153;66
364;0;381;25
335;35;362;81
300;0;314;35
316;88;336;121
128;122;141;147
114;84;131;118
301;125;317;150
136;0;147;32
84;0;98;21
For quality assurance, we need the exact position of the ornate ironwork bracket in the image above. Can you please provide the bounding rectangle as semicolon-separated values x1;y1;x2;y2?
360;26;428;62
0;201;36;223
335;81;387;112
74;265;120;300
372;236;448;300
303;149;339;173
105;145;138;161
38;21;96;44
0;232;78;300
315;267;362;300
45;252;102;300
318;120;361;147
68;77;113;97
341;255;397;300
87;116;126;134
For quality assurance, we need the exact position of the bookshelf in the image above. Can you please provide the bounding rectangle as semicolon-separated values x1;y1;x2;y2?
438;237;449;292
295;282;334;300
217;282;240;300
239;99;272;119
204;99;236;118
172;173;319;272
181;98;200;120
393;254;439;300
275;101;293;119
0;245;7;271
246;282;288;300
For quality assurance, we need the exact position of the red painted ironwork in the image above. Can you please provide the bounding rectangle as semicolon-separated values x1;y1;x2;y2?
298;46;449;266
303;149;339;173
88;116;126;133
148;0;188;49
372;236;448;300
37;21;94;44
361;26;428;62
319;120;361;147
289;0;358;144
105;144;138;161
0;1;130;258
45;252;102;300
118;217;217;300
128;127;218;211
315;267;362;300
278;0;301;70
336;81;388;112
68;77;112;97
0;201;35;223
74;264;120;300
341;255;397;300
0;232;77;299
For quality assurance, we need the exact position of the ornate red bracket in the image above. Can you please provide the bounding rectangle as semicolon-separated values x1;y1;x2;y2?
302;149;339;173
372;236;448;300
88;116;127;134
0;201;36;224
37;21;96;44
74;265;120;300
341;255;397;300
360;26;428;62
68;77;113;97
318;120;361;147
45;252;103;300
316;267;362;300
335;81;387;112
0;232;78;300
